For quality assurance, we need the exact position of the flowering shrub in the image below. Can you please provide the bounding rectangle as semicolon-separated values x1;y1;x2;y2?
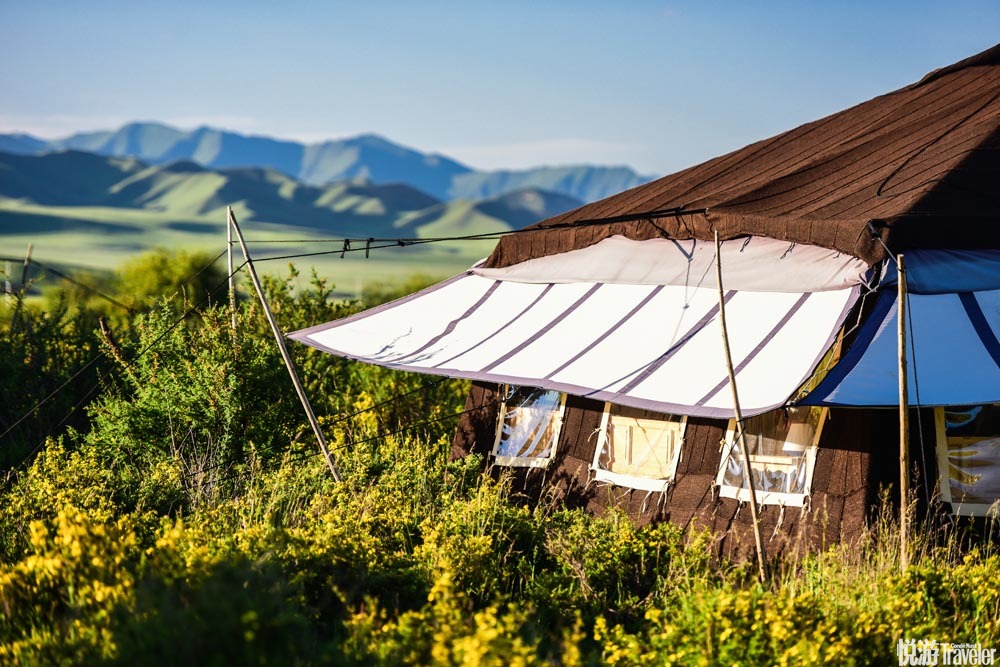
0;260;997;664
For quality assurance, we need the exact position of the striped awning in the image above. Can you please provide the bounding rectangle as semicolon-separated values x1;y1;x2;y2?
289;250;859;418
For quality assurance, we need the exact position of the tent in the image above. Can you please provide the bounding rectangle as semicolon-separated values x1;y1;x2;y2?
291;44;1000;550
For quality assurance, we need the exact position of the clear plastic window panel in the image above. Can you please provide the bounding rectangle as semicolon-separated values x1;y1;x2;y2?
493;387;563;464
597;406;683;482
722;406;823;498
942;404;1000;511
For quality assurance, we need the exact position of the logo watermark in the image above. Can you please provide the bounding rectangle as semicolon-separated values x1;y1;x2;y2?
897;639;996;666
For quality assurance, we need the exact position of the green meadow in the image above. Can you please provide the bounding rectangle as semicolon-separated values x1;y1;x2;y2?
0;198;495;299
0;149;511;297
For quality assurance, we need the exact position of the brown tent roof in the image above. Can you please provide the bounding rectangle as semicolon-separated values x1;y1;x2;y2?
486;44;1000;268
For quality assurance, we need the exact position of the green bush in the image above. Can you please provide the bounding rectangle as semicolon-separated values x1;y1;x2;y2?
0;294;104;468
1;255;997;664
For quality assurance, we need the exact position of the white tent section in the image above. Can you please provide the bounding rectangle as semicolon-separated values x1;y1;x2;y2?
289;237;863;419
474;236;869;292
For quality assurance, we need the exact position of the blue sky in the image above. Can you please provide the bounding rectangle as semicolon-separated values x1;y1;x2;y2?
1;1;997;175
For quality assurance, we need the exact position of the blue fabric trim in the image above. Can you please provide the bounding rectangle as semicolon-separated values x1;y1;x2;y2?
959;292;1000;369
881;249;1000;294
798;290;895;405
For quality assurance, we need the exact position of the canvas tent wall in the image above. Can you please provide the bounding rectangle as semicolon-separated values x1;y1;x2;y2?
291;44;1000;554
449;44;1000;540
452;384;905;557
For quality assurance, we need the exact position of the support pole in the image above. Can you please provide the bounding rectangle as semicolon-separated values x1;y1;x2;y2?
715;231;768;583
228;207;342;481
227;213;236;329
9;243;32;336
897;254;910;572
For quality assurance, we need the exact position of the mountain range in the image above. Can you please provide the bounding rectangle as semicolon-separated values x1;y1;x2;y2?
0;122;654;203
0;149;584;241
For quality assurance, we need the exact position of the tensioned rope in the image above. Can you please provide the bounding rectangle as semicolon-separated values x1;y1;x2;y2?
869;228;932;505
1;250;235;447
242;206;709;247
906;288;931;504
8;261;246;469
1;256;131;312
1;249;229;313
235;206;710;262
184;396;505;487
178;376;455;482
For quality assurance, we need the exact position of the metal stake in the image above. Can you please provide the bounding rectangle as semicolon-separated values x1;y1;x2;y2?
227;213;236;329
9;243;32;336
227;207;342;481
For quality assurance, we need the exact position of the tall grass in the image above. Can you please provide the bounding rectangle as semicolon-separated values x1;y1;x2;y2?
0;258;997;664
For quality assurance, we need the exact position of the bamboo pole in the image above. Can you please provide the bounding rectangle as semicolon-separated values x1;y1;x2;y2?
227;213;236;329
897;254;910;572
715;231;768;583
228;207;342;481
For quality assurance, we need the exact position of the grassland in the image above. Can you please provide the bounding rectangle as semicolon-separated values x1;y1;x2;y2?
0;195;499;299
0;148;577;296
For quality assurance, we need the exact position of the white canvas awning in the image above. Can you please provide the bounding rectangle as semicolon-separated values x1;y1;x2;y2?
290;238;861;418
473;235;870;292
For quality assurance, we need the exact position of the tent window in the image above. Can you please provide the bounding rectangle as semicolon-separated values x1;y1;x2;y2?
491;386;566;468
716;406;826;507
935;404;1000;517
591;403;686;493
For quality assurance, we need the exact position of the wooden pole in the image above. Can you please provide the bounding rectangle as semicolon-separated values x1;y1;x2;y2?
715;231;768;583
897;254;910;572
227;207;343;481
9;243;33;336
227;213;236;329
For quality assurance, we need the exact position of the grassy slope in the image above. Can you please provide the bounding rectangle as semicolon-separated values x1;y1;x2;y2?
0;199;492;297
0;151;582;295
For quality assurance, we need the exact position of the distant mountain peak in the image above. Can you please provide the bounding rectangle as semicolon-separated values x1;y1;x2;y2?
473;186;583;228
122;119;176;129
347;132;394;146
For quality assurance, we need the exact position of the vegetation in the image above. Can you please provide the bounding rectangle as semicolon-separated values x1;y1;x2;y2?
0;251;997;665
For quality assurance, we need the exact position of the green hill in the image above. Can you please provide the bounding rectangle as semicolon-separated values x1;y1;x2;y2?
0;151;443;237
0;150;145;205
396;188;586;239
0;150;582;287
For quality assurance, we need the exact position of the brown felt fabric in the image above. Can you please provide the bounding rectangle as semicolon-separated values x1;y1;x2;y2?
483;44;1000;269
448;46;1000;555
452;382;928;551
